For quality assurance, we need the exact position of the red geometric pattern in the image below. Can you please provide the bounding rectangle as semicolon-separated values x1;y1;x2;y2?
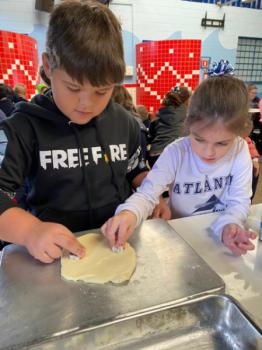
0;30;39;100
136;40;201;114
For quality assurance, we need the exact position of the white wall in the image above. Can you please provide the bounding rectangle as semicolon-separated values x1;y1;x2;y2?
129;0;262;48
111;0;262;90
113;0;262;52
0;0;262;91
1;0;261;47
0;0;36;33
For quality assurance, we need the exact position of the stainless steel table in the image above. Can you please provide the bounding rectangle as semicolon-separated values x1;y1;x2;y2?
0;220;224;349
169;203;262;329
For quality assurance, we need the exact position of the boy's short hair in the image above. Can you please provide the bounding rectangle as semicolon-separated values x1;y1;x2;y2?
186;76;252;137
14;83;27;97
39;65;51;87
46;0;125;86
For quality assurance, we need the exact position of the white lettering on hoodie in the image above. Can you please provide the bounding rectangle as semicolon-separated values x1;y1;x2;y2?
39;144;127;170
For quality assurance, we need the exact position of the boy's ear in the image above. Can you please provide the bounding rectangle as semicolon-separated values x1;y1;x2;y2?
42;53;52;80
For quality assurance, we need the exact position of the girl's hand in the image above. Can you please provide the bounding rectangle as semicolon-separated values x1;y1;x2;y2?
101;210;137;248
222;223;257;256
24;222;86;263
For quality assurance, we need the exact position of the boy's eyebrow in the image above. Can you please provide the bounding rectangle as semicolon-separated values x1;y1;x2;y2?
96;85;114;91
63;80;81;88
62;80;114;90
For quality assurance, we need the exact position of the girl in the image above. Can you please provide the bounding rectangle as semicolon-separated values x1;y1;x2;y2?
101;76;257;256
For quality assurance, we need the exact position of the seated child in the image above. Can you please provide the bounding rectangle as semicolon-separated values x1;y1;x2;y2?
102;76;257;256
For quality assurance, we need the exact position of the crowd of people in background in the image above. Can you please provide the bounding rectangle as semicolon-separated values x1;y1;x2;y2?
1;79;261;200
0;80;49;120
0;82;28;120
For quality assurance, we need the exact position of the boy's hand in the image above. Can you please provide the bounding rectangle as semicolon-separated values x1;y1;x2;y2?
101;210;137;248
151;196;172;220
222;223;257;256
24;222;86;263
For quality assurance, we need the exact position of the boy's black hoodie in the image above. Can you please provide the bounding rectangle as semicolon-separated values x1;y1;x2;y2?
0;92;147;231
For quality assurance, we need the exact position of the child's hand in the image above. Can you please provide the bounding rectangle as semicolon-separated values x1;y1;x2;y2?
222;223;257;256
24;222;86;263
101;210;137;248
151;196;172;220
252;160;260;177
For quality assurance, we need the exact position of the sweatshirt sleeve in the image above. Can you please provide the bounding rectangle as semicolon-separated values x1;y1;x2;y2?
125;116;149;183
116;144;177;226
0;120;31;214
209;139;252;241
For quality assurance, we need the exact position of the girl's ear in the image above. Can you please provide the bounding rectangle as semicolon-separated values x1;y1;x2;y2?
42;52;52;80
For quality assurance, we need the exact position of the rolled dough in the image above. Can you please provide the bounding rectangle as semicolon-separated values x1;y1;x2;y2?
61;233;136;284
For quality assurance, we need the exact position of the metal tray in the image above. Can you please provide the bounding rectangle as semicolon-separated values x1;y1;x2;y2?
0;220;225;350
29;294;262;350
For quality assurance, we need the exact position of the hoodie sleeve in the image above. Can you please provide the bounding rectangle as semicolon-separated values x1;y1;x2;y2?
126;116;149;184
0;118;33;214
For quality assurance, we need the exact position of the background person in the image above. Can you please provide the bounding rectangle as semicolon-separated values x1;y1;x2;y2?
111;84;149;160
148;86;190;168
0;84;15;117
13;83;27;102
248;83;262;155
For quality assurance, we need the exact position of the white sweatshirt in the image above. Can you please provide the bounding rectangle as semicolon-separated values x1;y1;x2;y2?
116;136;252;240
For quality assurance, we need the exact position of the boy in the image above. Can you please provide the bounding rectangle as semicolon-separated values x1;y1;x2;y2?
13;83;27;102
0;1;155;263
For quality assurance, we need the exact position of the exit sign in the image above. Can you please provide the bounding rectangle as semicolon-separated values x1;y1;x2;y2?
201;57;211;69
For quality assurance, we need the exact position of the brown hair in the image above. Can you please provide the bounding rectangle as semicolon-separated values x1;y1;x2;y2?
111;84;136;114
136;105;148;121
247;83;257;92
39;65;51;86
162;86;190;107
46;0;125;86
14;83;26;97
185;76;252;137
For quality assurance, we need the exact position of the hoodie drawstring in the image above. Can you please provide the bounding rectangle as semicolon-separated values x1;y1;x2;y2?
94;118;125;202
68;121;93;223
